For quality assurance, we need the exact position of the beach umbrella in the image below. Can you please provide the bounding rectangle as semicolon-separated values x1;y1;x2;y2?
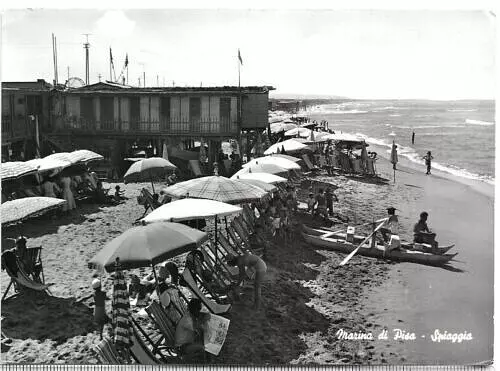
162;143;169;161
1;162;38;181
88;222;208;272
233;163;289;177
230;172;288;184
270;154;301;163
264;139;308;155
243;156;301;170
70;150;104;163
1;197;67;226
112;260;132;351
234;178;278;193
308;129;315;143
143;198;242;224
360;145;369;174
43;152;78;165
123;157;177;193
26;158;72;173
199;138;207;164
284;127;311;138
163;175;268;205
390;140;398;183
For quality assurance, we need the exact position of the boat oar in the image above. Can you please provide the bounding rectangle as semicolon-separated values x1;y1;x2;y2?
339;219;387;266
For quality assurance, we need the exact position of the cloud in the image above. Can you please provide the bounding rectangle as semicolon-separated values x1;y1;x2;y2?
94;10;136;40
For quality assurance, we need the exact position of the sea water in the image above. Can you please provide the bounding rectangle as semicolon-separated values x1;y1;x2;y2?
306;100;495;185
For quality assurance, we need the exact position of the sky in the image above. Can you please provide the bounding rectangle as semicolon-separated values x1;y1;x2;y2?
1;7;496;100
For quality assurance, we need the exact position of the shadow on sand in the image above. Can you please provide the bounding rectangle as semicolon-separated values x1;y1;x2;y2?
1;290;95;344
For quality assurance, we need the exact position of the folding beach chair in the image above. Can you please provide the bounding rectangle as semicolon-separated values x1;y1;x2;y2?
301;154;321;174
242;204;256;227
202;242;240;282
145;302;181;359
23;246;45;283
94;338;122;364
226;226;251;254
1;250;52;302
129;318;164;364
181;269;231;315
235;215;252;237
231;219;250;245
218;232;243;257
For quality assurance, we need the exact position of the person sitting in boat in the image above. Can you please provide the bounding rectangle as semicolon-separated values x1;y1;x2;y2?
379;207;399;242
413;211;438;248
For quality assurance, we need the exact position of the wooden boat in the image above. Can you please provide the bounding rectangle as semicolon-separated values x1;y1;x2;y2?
302;225;457;266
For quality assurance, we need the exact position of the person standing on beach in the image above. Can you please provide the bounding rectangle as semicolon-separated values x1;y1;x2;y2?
226;254;267;310
92;278;109;340
314;188;328;221
325;187;338;217
411;131;415;145
423;151;434;175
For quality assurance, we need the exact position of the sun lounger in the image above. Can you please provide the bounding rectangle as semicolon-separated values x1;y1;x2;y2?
218;232;243;257
181;269;231;315
242;204;256;226
229;222;264;257
188;160;203;177
302;154;320;173
95;338;122;364
1;250;52;302
145;302;180;358
231;219;250;245
202;243;239;281
23;246;45;283
129;317;164;364
226;226;251;254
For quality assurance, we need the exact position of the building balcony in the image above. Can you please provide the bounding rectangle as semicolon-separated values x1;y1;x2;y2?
50;116;240;137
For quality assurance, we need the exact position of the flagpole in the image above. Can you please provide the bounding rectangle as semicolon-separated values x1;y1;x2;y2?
237;49;242;166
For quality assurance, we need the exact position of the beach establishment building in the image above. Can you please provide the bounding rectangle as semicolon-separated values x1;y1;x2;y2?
2;80;274;176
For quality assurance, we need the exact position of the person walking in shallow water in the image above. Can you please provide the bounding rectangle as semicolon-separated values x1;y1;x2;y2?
423;151;434;175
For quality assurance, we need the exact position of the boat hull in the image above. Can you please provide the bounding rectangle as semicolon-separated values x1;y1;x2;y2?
302;226;457;266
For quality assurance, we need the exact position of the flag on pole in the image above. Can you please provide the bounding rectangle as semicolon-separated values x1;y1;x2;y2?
238;49;243;65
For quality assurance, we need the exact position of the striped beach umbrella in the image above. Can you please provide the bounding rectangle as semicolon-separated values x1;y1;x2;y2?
1;162;38;181
112;260;132;350
164;175;268;204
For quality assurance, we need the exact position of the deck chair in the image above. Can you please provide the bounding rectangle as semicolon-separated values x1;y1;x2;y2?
135;188;160;223
218;232;246;257
129;317;164;364
94;338;122;364
235;215;252;237
231;218;250;245
1;250;52;302
24;247;45;283
242;204;256;227
302;154;321;173
202;242;239;282
230;221;265;257
226;226;250;254
145;302;181;359
181;269;231;315
188;160;203;177
185;250;232;304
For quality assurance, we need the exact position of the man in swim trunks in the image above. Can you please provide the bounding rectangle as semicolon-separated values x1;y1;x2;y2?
226;254;267;310
413;211;437;248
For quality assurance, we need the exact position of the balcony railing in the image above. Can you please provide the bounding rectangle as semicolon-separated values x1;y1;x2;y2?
53;115;239;136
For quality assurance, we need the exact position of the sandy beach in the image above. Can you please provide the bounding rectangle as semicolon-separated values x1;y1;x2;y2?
0;153;493;365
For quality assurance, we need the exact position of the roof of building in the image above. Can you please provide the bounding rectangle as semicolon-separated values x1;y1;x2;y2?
66;81;275;94
2;79;54;92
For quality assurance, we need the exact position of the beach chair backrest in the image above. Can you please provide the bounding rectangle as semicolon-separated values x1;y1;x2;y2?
227;226;248;253
181;269;231;315
95;338;121;364
302;154;315;170
142;188;159;210
217;233;240;257
231;219;250;244
198;247;233;288
129;322;160;365
235;215;252;236
242;204;256;225
145;302;176;346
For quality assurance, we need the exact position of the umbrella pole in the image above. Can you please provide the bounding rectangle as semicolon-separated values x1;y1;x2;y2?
151;264;160;296
215;216;218;266
150;173;155;194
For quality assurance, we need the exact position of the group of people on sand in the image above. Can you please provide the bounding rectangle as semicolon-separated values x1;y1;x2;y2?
307;186;338;222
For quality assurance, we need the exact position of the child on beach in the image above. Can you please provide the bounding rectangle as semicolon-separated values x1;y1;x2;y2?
114;185;126;202
92;279;109;340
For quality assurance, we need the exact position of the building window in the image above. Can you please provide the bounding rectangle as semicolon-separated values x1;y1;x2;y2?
220;97;231;132
189;97;201;128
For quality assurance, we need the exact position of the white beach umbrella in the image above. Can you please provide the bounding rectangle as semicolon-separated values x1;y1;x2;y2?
264;139;308;155
243;156;301;170
284;127;311;138
26;158;72;173
1;162;38;181
232;163;288;177
143;198;242;224
230;172;288;184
